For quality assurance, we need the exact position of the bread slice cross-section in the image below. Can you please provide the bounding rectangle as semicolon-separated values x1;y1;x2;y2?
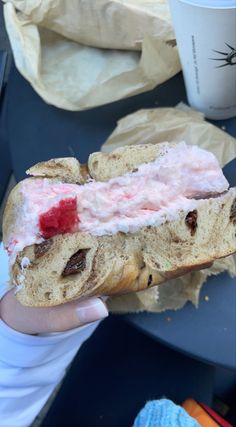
3;142;236;307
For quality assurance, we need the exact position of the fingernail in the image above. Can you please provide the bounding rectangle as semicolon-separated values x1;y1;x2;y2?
76;297;108;325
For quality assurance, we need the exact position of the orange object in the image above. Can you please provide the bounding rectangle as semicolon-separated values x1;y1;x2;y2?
183;399;219;427
200;403;232;427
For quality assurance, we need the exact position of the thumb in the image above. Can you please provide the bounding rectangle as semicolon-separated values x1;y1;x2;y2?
0;290;108;335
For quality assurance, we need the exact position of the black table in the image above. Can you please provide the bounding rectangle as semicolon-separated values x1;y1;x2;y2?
0;50;11;204
40;315;216;427
4;65;236;373
126;272;236;371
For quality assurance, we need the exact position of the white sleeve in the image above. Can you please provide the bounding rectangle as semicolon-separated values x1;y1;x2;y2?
0;243;98;427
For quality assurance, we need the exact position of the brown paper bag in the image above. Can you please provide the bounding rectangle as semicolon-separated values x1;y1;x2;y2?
103;106;236;313
4;0;175;50
3;1;181;110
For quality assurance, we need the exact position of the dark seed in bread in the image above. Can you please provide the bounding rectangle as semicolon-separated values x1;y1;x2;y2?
34;239;53;258
62;249;90;276
230;199;236;222
185;210;198;236
147;274;153;286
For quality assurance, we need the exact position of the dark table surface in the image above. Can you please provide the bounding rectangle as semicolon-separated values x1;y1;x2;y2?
4;65;236;371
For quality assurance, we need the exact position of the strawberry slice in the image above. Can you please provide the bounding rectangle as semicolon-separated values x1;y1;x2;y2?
39;197;79;239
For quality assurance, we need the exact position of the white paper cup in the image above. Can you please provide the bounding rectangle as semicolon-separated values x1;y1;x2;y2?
169;0;236;119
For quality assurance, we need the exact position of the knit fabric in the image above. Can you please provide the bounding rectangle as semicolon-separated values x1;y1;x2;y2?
133;399;200;427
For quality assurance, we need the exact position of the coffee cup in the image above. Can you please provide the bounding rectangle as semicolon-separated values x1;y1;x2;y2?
169;0;236;119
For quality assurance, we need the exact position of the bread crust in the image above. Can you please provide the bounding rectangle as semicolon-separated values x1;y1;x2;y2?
88;143;175;181
26;157;84;183
3;144;236;307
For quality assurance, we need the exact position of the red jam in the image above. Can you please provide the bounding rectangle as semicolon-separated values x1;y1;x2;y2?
39;197;79;239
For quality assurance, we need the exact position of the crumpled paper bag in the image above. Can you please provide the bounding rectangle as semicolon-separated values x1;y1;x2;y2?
104;106;236;313
4;0;175;51
3;0;180;110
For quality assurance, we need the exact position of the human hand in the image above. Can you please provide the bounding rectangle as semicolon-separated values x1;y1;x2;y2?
0;289;108;335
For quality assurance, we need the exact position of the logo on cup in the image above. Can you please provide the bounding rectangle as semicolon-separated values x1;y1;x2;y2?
210;43;236;68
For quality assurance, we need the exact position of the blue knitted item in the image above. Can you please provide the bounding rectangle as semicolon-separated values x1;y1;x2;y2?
133;399;200;427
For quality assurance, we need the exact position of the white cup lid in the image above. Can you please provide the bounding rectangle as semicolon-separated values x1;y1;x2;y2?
179;0;236;8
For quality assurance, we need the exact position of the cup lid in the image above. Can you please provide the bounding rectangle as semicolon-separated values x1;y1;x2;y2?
179;0;236;8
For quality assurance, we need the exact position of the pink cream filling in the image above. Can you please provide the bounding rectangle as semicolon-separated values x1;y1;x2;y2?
6;143;229;261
